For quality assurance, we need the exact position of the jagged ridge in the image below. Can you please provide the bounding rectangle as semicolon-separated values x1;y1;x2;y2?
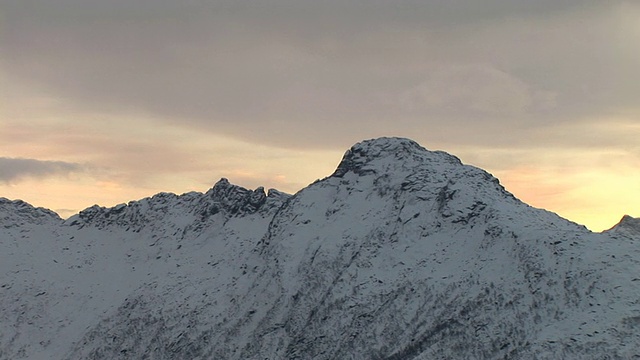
64;178;290;231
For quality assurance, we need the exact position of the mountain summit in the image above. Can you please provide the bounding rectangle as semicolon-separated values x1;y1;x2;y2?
605;214;640;238
331;137;460;176
1;137;638;359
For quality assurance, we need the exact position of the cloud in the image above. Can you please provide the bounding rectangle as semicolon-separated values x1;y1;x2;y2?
2;0;638;233
399;64;534;116
0;157;84;183
1;0;638;152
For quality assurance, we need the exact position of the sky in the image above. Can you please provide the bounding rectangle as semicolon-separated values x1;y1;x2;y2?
1;0;639;231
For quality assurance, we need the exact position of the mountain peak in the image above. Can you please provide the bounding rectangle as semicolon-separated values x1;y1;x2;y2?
332;137;461;178
2;137;639;359
606;215;640;237
64;179;289;230
205;178;269;216
0;197;61;227
350;137;424;153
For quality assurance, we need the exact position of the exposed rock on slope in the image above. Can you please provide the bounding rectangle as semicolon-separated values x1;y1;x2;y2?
1;137;638;360
0;197;60;228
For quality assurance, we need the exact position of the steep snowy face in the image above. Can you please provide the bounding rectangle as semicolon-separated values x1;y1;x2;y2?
260;136;527;283
325;137;552;232
0;197;61;228
216;137;634;359
0;180;290;360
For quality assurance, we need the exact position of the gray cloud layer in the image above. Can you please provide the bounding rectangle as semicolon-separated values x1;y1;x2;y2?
0;158;83;183
2;0;638;149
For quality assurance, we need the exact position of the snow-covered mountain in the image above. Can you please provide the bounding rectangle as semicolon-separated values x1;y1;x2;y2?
1;137;638;359
605;215;640;239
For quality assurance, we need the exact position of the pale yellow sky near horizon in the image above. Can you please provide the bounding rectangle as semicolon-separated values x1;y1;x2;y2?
1;114;638;232
1;1;639;231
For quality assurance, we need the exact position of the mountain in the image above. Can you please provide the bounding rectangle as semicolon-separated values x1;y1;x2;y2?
0;198;61;228
604;215;640;239
1;137;638;359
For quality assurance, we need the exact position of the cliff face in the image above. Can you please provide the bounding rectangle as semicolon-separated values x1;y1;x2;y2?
1;138;638;360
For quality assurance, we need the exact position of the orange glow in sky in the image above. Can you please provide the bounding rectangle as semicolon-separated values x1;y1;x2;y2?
1;1;638;231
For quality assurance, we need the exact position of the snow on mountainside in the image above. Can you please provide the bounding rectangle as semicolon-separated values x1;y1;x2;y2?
1;137;639;360
604;215;640;239
0;198;60;228
0;180;289;359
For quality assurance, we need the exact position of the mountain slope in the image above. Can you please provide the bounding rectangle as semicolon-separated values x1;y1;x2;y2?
605;215;640;239
0;180;289;359
1;137;639;359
